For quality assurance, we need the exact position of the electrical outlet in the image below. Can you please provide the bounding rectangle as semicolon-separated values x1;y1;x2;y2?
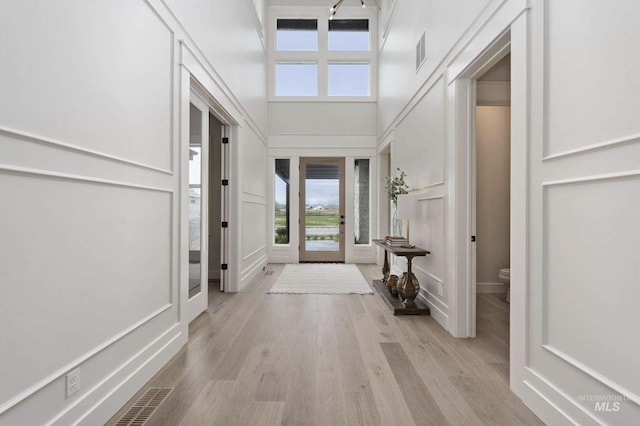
66;368;80;399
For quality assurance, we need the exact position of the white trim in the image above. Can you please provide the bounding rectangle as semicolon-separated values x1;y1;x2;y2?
0;126;173;175
0;304;172;416
542;132;640;162
542;345;640;407
48;327;183;426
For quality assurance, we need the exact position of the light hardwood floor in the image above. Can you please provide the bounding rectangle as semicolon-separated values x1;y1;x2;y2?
107;264;543;426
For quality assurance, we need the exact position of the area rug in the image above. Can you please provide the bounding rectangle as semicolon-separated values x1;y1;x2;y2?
268;264;373;295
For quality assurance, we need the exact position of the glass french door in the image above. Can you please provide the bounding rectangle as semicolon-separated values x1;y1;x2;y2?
188;96;209;322
299;158;345;262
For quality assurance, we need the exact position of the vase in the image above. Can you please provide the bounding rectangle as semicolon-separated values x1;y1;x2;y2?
392;201;402;237
398;272;420;308
386;274;399;296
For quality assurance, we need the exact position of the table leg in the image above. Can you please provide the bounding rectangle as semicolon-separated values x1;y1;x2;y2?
400;255;418;308
382;249;390;282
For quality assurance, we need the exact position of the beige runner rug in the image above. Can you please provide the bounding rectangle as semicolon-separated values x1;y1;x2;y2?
268;264;373;295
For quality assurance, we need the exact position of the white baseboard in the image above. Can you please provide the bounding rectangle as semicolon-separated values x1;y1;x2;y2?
238;253;267;292
54;326;185;425
417;291;449;330
477;282;506;294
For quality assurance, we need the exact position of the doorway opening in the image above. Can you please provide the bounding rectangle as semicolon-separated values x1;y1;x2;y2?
299;157;345;262
187;89;231;323
473;53;512;359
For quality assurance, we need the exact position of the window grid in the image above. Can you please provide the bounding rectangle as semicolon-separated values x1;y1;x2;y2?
271;7;376;100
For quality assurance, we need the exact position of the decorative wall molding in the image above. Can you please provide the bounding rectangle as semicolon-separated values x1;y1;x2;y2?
244;117;268;147
158;0;265;137
48;326;182;426
245;0;266;52
417;291;449;326
413;263;444;285
0;164;173;193
243;195;268;205
542;345;640;407
417;193;445;201
241;253;268;282
0;126;173;176
542;169;640;189
243;245;267;262
0;304;172;416
542;132;640;162
378;0;526;141
541;170;640;409
524;367;613;425
522;375;581;425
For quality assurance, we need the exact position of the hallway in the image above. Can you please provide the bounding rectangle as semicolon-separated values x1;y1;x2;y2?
109;265;541;425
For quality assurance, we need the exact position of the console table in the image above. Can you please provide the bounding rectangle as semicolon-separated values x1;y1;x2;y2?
373;239;430;315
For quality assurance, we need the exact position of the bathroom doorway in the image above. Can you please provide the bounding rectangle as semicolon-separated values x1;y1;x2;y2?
472;54;512;353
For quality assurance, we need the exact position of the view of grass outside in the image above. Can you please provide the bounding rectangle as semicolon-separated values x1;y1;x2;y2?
275;159;290;244
274;204;289;244
275;208;340;240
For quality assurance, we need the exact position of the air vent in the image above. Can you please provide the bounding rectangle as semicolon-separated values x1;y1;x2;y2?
115;388;172;426
265;269;274;276
416;31;426;71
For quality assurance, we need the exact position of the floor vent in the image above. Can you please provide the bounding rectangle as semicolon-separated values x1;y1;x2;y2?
265;270;274;275
115;388;172;426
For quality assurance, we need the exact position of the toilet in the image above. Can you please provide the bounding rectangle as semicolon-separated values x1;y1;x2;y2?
499;268;510;303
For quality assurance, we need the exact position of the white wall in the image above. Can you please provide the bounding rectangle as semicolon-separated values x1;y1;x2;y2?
0;0;266;424
379;0;640;424
475;106;510;287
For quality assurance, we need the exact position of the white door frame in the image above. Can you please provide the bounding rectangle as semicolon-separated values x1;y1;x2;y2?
182;77;238;324
187;92;210;322
449;12;529;396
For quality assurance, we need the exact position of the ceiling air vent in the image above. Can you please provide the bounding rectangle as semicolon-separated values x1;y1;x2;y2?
416;31;426;71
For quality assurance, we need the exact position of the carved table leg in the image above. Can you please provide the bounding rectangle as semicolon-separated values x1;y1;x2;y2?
398;255;419;308
382;248;390;283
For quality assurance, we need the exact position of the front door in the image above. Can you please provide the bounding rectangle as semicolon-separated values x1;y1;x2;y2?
299;157;345;262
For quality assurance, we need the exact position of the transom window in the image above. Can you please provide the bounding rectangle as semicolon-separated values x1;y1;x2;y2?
328;19;369;51
276;19;318;51
270;8;376;100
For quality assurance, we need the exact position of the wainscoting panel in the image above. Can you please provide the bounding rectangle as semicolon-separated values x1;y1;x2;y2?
0;171;172;406
0;0;174;172
393;77;446;189
545;0;640;157
542;173;640;400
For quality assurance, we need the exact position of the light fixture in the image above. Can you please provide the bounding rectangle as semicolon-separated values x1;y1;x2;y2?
329;0;380;19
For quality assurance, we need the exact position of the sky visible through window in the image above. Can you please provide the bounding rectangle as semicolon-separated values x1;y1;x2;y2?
306;179;339;207
276;63;318;96
276;21;370;97
328;30;369;51
275;175;287;205
328;63;369;96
